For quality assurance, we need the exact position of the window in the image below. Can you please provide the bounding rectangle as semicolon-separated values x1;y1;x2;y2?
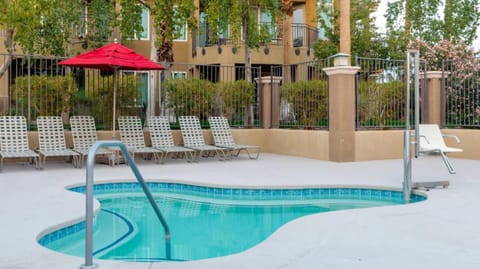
174;7;187;41
259;11;275;37
138;5;149;40
172;71;187;79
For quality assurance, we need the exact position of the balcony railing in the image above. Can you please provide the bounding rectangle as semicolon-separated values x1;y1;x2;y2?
192;23;319;55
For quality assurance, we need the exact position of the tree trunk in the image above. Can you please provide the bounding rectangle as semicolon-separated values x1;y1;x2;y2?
243;16;252;83
281;0;293;83
0;29;14;79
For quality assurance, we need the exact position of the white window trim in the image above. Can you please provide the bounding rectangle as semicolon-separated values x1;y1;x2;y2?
172;71;187;79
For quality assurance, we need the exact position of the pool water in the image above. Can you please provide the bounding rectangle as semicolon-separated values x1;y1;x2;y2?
39;183;425;262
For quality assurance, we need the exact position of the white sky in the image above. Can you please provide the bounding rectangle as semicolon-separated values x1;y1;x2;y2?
371;0;480;52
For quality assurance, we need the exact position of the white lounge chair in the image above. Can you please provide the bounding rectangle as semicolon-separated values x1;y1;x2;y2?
118;116;162;163
0;116;40;171
70;116;116;167
147;116;195;163
178;116;229;161
36;116;80;168
418;124;462;174
208;116;260;159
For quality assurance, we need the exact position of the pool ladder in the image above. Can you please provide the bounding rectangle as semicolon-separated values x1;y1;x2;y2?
80;140;171;269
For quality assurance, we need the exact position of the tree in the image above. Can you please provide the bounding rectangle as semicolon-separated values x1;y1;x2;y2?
315;0;381;59
202;0;281;81
443;0;480;45
148;0;197;63
0;0;145;78
386;0;479;50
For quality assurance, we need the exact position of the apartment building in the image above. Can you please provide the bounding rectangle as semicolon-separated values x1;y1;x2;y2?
0;0;323;114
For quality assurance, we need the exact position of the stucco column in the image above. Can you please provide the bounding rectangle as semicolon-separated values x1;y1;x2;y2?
323;66;360;162
256;76;282;128
337;0;351;55
421;71;445;125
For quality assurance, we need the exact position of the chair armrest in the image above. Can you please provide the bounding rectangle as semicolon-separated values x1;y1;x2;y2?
419;135;430;144
442;134;460;143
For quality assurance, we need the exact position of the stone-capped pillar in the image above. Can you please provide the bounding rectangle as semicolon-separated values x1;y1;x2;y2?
421;71;445;125
255;76;282;128
323;66;360;162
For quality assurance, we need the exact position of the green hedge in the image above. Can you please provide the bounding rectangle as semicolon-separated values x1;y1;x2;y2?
166;78;255;122
11;75;77;119
280;80;328;128
357;80;406;128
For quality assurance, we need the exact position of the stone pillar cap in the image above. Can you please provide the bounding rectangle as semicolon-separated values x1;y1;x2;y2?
255;76;282;83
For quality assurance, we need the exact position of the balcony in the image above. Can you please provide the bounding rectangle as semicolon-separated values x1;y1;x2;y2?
192;23;319;57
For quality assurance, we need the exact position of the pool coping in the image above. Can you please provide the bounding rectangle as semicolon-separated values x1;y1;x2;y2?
1;154;479;269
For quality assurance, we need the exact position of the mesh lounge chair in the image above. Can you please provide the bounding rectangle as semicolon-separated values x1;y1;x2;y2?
36;116;80;168
0;116;40;171
178;116;229;161
147;116;195;163
418;124;462;174
70;116;116;167
208;116;260;159
118;116;162;163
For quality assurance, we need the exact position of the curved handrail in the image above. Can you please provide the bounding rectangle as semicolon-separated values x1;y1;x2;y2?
80;140;171;269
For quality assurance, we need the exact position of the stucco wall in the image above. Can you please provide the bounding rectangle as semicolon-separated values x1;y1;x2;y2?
355;130;404;161
21;128;480;162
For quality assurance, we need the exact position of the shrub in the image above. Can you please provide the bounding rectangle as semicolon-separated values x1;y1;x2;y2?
166;78;215;120
214;80;255;121
166;78;255;123
280;80;328;128
357;80;406;128
83;74;143;129
11;75;77;120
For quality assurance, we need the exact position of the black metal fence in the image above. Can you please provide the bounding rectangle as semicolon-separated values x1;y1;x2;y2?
158;63;262;128
355;56;414;129
444;58;480;128
2;53;478;132
0;54;262;129
271;58;331;129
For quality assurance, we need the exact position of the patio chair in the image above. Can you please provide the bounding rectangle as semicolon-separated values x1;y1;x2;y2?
147;116;195;163
208;116;260;159
36;116;80;168
0;116;40;171
70;116;116;167
418;124;462;174
118;116;162;163
178;116;229;161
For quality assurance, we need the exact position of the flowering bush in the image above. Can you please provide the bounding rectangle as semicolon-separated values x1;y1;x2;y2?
408;39;479;77
409;40;480;127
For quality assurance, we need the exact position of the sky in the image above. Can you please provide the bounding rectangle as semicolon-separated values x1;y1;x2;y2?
371;0;480;52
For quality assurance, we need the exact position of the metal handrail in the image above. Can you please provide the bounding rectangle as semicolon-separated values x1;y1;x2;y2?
80;140;171;269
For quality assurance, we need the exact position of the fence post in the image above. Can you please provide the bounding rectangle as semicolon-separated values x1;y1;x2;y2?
323;65;360;162
255;76;282;128
421;71;444;125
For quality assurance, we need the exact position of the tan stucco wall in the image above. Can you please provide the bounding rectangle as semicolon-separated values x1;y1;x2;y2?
21;128;480;162
263;129;329;160
355;130;404;161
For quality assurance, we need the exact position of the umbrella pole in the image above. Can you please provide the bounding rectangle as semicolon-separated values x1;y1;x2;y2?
112;71;117;139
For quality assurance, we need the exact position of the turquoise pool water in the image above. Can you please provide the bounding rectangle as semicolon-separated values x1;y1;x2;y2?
39;183;425;262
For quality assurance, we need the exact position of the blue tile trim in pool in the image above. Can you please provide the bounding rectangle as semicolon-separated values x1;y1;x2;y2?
40;183;425;247
38;221;85;246
69;182;426;203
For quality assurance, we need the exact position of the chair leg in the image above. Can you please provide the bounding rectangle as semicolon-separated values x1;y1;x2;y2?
440;152;456;174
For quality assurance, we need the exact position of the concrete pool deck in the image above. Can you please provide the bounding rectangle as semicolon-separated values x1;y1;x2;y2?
0;153;479;269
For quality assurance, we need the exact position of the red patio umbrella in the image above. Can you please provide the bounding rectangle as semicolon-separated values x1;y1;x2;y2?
59;40;165;137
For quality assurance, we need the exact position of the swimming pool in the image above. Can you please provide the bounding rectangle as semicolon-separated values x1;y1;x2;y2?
39;182;425;262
